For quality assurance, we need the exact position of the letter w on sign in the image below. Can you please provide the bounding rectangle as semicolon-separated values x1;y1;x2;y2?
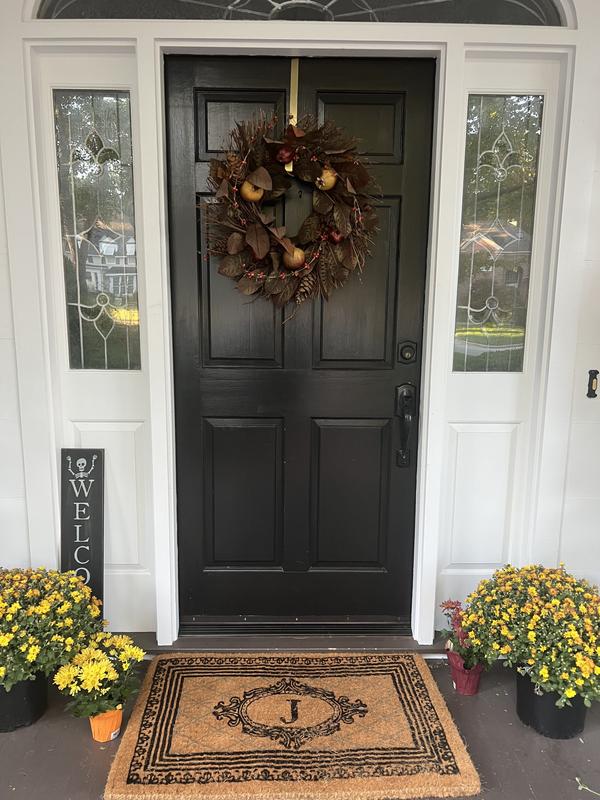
60;449;105;602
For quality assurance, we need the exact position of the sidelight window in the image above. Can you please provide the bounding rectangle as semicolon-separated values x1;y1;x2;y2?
53;89;141;370
453;94;544;373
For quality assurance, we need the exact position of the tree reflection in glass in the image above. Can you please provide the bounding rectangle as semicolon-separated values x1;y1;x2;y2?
54;90;141;370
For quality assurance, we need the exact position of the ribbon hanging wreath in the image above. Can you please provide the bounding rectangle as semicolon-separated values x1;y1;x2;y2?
207;116;379;308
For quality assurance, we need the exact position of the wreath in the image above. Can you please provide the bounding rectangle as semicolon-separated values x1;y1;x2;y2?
207;115;379;308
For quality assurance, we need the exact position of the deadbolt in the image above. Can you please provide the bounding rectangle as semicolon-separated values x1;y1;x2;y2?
398;341;417;363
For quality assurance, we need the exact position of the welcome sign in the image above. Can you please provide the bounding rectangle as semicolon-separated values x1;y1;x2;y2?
60;448;105;602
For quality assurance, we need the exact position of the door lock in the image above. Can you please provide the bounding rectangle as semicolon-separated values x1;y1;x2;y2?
395;384;417;467
398;341;417;363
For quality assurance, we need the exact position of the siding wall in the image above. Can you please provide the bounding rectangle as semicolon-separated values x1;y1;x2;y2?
0;153;29;568
559;143;600;586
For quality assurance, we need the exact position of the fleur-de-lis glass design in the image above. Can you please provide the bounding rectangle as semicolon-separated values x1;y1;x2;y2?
477;129;528;183
453;95;544;372
70;130;120;176
53;90;141;370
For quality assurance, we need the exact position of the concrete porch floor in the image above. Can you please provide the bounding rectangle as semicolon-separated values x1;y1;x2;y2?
0;660;598;800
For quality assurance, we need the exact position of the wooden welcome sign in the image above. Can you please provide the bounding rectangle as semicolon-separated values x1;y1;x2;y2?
60;448;105;602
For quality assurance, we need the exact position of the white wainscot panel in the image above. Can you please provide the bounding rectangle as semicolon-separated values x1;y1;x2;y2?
71;421;155;632
576;265;600;345
0;339;20;420
0;419;25;499
0;498;30;568
447;423;518;566
560;498;600;588
564;421;600;498
0;248;14;340
584;171;600;262
73;422;143;567
435;423;519;629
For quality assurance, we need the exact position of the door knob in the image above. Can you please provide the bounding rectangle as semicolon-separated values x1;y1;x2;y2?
395;384;417;467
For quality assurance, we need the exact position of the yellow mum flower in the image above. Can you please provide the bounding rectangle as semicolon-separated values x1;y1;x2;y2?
80;662;107;692
54;664;79;691
26;645;41;662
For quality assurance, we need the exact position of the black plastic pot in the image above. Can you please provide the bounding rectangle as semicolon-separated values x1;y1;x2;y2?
0;674;48;732
516;671;587;739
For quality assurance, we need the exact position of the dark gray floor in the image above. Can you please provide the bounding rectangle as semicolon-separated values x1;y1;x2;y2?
0;660;598;800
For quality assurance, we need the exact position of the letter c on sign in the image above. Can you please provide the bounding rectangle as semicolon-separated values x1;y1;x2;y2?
74;545;90;565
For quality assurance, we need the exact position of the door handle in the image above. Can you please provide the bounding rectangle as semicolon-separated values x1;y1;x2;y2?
395;384;417;467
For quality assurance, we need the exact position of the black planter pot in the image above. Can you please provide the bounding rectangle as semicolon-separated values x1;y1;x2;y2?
516;671;587;739
0;674;48;732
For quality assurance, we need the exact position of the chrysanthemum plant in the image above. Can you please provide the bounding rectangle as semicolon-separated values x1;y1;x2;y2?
54;632;145;717
0;569;103;690
461;565;600;708
440;599;495;669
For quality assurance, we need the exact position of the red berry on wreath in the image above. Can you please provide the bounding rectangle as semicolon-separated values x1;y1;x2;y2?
276;145;295;164
329;230;344;244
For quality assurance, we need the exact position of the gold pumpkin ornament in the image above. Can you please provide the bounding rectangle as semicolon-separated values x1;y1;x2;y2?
240;180;264;202
316;167;338;191
282;246;306;270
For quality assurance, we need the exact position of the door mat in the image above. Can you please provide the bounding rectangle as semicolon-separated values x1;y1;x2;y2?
104;652;480;800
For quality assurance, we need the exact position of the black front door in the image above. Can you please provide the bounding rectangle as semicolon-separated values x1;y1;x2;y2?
166;56;435;634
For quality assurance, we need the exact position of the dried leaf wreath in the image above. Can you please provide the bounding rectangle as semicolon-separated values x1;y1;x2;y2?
206;115;379;308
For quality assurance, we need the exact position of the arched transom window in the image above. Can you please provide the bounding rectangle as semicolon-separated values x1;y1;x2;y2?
37;0;564;25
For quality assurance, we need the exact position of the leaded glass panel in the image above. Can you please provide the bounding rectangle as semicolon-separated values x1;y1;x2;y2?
53;90;141;370
38;0;563;25
453;94;544;373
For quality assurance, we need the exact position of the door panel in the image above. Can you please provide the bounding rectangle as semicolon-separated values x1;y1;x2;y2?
166;55;435;634
203;418;283;566
314;202;399;366
310;419;390;567
195;85;287;366
316;92;404;162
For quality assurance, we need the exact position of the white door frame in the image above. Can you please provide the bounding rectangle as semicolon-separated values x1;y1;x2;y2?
1;0;597;645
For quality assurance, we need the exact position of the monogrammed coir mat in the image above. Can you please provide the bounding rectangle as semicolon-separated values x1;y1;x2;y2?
104;652;480;800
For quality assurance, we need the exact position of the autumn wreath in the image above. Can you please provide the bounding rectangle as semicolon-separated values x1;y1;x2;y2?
207;116;379;308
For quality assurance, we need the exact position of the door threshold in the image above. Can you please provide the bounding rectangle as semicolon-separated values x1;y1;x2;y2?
129;630;445;654
178;615;411;636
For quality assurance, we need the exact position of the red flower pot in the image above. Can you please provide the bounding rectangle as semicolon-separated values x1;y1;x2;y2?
446;651;484;695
